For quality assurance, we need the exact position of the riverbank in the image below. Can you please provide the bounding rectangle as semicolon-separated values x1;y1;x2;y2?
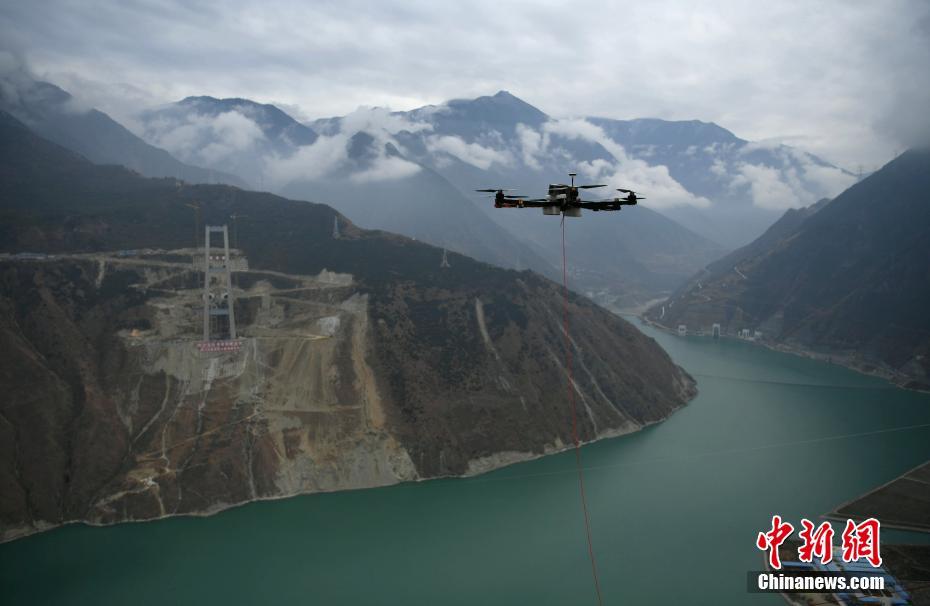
0;250;697;546
639;314;930;393
4;322;930;605
826;460;930;534
1;371;695;545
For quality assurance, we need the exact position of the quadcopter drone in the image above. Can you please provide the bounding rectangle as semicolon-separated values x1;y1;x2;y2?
477;173;644;217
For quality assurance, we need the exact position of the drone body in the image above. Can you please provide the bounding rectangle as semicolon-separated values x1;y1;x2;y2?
477;173;644;217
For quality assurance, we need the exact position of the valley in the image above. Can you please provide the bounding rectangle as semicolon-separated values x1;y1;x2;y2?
0;112;695;541
3;321;929;605
2;3;929;604
647;149;930;391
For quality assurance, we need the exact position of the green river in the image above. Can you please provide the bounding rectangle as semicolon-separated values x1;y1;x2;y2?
3;322;930;605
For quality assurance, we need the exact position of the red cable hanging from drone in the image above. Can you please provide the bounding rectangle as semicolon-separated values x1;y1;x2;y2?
561;214;605;606
476;173;644;605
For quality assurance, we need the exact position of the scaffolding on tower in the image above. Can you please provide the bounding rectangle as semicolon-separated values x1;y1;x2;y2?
198;225;240;353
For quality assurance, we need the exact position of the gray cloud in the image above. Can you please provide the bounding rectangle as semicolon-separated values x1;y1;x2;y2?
144;109;267;164
2;0;928;170
262;106;425;186
425;135;514;170
536;118;712;209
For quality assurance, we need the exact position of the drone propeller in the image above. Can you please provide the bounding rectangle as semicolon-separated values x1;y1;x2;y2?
475;188;518;193
549;172;607;191
549;184;606;190
591;196;646;203
480;193;531;200
616;189;645;201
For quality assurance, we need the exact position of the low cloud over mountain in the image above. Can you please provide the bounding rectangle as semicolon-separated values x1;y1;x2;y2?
0;69;865;304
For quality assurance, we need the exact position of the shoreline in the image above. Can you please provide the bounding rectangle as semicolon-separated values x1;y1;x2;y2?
824;459;930;535
0;380;694;546
639;315;930;394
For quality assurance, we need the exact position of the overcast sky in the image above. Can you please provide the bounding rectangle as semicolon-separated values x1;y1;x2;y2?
2;0;928;170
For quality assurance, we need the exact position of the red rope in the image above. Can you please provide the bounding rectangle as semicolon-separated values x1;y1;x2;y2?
561;217;605;605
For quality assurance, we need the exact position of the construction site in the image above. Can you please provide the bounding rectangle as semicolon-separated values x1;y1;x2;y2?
0;185;697;545
0;224;418;539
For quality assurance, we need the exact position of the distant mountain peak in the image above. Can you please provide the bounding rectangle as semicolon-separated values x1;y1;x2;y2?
175;95;292;120
459;89;544;111
0;78;73;113
588;116;743;148
346;131;378;162
178;95;276;111
179;95;217;103
140;94;319;166
416;90;548;135
0;76;247;188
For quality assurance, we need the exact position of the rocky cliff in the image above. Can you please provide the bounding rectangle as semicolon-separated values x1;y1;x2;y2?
0;111;695;541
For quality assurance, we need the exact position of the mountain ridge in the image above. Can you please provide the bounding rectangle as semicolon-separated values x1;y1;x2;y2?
0;110;696;540
0;76;246;188
132;89;853;303
141;95;559;279
645;148;930;390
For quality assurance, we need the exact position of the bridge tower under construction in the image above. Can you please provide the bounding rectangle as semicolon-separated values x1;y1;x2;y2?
200;225;239;352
